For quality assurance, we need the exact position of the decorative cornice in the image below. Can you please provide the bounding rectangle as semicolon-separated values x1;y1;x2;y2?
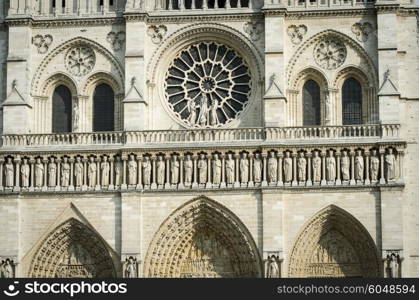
145;12;264;24
5;16;125;28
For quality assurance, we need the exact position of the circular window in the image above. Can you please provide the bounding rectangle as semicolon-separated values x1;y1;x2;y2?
314;38;347;70
65;46;96;77
165;42;252;128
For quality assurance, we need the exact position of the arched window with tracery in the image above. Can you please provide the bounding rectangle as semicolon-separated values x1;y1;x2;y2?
303;80;321;126
52;85;72;133
93;84;115;132
342;78;362;125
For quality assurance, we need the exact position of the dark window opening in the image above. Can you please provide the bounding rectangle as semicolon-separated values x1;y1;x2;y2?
342;78;362;125
93;84;115;132
303;80;321;126
52;85;72;133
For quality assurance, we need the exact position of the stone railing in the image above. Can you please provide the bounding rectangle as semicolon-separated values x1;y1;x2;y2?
282;0;375;9
0;143;405;193
156;0;252;11
0;124;401;149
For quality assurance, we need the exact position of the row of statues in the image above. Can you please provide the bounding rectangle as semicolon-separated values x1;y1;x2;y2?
0;148;399;190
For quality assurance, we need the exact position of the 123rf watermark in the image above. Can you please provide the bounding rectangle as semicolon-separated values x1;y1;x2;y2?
277;284;416;295
3;281;128;297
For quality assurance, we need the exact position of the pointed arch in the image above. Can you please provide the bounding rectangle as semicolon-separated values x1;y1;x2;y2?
27;217;118;278
144;196;262;278
288;205;381;278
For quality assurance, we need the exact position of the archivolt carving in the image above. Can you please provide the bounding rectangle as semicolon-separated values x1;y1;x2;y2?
332;65;372;89
81;71;124;95
31;37;124;96
290;67;329;90
287;30;377;87
288;205;381;278
40;72;79;97
144;196;262;278
28;218;116;278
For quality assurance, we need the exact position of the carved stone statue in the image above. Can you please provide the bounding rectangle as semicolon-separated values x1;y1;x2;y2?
142;156;151;185
253;153;262;183
156;156;165;185
61;157;70;187
210;100;218;126
171;155;180;184
385;148;396;181
212;154;222;185
240;153;249;183
73;99;79;132
101;156;110;186
197;154;207;184
370;150;379;181
48;157;57;187
197;93;209;127
268;152;277;183
35;158;44;187
225;153;235;184
297;152;306;182
1;259;14;278
354;150;364;181
283;152;292;183
386;253;400;278
326;150;336;182
74;157;83;187
325;91;332;123
125;256;137;278
128;155;137;185
183;155;193;185
265;255;280;278
312;151;321;183
188;100;197;125
21;158;30;187
115;156;123;186
88;156;97;187
341;151;350;181
4;158;14;188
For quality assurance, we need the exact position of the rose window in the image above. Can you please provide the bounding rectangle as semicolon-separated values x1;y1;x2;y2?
165;42;252;128
65;46;96;76
314;38;347;70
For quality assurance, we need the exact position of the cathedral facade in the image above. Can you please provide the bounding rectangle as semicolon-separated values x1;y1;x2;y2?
0;0;418;278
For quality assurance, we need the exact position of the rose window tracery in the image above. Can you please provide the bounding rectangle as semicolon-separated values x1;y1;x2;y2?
65;46;96;76
314;38;347;70
165;42;252;128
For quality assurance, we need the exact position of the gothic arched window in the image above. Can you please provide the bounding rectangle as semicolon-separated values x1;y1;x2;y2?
303;80;321;126
93;84;115;132
52;85;72;133
342;78;362;125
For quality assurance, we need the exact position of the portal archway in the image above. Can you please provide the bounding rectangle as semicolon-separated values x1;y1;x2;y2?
288;205;381;278
28;218;117;278
144;196;262;278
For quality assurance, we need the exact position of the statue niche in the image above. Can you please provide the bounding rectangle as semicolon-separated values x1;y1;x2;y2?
28;218;116;278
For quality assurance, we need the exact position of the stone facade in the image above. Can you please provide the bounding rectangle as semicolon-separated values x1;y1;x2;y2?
0;0;418;278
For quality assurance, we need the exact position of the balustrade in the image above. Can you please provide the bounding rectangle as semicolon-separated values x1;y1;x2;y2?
0;144;405;193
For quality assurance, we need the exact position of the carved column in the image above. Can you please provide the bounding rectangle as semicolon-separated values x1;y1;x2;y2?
321;151;327;186
82;157;88;190
14;156;21;192
220;154;226;188
165;155;170;188
335;151;341;185
0;157;4;191
192;155;198;188
365;152;371;185
179;155;184;189
42;157;48;191
122;155;128;189
248;153;254;187
306;152;312;186
29;157;35;191
151;156;157;189
206;155;212;189
137;155;142;189
292;151;298;186
350;150;356;185
95;156;101;190
262;153;267;186
109;156;114;190
277;152;283;186
397;149;404;184
380;149;386;184
234;153;240;187
69;157;74;191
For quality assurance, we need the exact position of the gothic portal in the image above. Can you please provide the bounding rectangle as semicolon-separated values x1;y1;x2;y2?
144;197;262;278
28;218;117;278
288;205;381;278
